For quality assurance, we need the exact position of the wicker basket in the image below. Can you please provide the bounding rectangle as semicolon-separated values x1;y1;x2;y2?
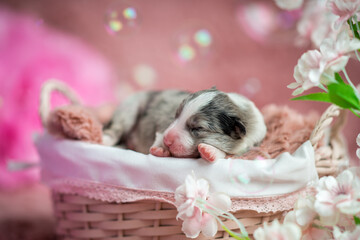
39;80;348;239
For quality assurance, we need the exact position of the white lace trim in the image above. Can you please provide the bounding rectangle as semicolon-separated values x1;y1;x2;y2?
49;178;307;213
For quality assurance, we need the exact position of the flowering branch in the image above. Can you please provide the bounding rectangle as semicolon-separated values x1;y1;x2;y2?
254;168;360;240
288;0;360;117
288;2;360;118
174;173;249;239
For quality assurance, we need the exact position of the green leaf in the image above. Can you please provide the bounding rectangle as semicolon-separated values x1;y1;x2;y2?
291;93;332;103
328;83;360;110
347;20;360;40
334;72;344;84
354;215;360;225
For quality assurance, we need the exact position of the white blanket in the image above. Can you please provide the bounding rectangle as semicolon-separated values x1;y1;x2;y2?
35;133;318;198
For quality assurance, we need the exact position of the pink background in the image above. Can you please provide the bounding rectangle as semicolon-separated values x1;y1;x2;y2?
0;0;359;237
3;0;356;159
3;0;359;157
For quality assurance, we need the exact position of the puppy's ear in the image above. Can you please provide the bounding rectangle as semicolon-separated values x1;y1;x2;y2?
210;86;217;90
218;113;246;139
231;119;246;139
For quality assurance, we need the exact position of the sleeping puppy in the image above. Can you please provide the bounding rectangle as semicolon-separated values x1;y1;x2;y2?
102;88;266;162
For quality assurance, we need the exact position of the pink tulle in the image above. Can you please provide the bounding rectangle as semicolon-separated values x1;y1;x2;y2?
0;8;116;190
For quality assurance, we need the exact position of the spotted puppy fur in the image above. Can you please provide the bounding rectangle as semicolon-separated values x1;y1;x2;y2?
103;88;266;162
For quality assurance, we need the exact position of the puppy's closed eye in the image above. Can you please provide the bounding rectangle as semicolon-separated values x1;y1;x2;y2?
186;123;205;137
190;126;203;133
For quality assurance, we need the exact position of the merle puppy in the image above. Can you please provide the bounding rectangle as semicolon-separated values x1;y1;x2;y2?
103;88;266;162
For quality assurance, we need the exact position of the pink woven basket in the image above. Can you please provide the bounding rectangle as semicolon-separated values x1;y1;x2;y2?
38;80;348;239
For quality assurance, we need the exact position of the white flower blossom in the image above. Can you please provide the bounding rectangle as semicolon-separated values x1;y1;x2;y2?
314;169;360;226
288;49;329;95
284;196;317;229
327;0;360;29
320;30;360;73
333;225;360;240
284;196;331;240
282;169;360;239
254;219;302;240
289;31;360;95
175;174;231;238
274;0;303;10
296;0;339;47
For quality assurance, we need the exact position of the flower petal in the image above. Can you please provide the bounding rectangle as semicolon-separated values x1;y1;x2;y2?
333;225;360;240
333;226;343;239
177;199;196;219
316;190;333;204
296;206;316;227
174;185;186;206
308;69;322;84
318;176;337;191
207;193;231;213
253;226;266;240
185;175;197;198
292;87;305;96
338;200;360;215
197;178;209;199
254;220;302;240
357;133;360;147
336;170;354;186
319;211;340;226
181;212;202;238
280;222;302;240
328;56;349;72
284;211;297;225
287;82;301;89
201;213;218;237
315;191;335;217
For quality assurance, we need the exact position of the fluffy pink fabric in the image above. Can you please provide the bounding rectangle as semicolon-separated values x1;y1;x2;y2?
47;105;103;144
0;9;116;190
239;105;319;159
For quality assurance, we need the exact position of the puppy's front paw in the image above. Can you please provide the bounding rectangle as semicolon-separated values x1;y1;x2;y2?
102;134;115;146
198;143;226;163
150;146;171;157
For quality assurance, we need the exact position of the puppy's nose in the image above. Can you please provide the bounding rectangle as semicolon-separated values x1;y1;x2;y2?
163;135;173;147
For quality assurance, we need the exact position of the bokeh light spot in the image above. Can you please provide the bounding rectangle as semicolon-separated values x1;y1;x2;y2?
108;20;123;33
174;26;214;65
105;2;139;35
240;78;262;98
123;7;137;20
194;29;212;47
178;44;196;62
133;64;157;87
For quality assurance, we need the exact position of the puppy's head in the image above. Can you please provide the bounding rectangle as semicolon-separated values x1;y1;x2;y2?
162;88;256;158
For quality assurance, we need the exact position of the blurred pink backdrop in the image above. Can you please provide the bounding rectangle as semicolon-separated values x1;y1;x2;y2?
0;1;359;238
